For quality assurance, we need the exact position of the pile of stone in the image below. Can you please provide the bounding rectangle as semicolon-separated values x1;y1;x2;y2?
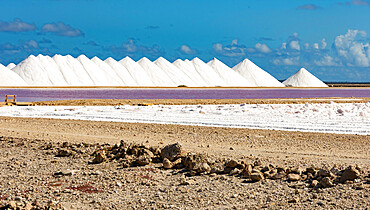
90;141;365;189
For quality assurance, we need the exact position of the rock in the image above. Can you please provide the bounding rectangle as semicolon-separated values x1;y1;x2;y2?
317;169;333;178
288;198;299;203
135;155;152;166
193;162;211;174
172;158;184;169
288;173;301;181
210;162;225;174
91;151;106;164
163;158;173;169
240;164;253;178
253;159;263;166
261;166;270;173
229;168;240;176
272;172;286;180
250;172;264;182
225;159;239;168
288;166;303;175
340;166;360;183
161;143;183;161
182;153;209;171
306;167;316;175
56;149;72;157
320;177;334;188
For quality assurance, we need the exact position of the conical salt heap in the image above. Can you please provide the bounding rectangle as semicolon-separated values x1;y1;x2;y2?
283;68;328;87
0;63;28;86
207;58;253;87
233;59;284;87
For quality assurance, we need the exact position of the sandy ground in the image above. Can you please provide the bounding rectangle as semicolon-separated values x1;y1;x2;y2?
0;98;369;209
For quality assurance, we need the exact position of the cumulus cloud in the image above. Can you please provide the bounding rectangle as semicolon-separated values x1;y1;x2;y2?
41;22;84;37
178;45;198;55
288;40;301;51
254;43;272;53
334;29;370;67
110;39;164;58
314;55;339;66
0;18;36;32
297;4;320;10
212;39;247;57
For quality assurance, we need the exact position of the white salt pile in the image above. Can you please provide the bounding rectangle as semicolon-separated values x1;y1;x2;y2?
173;59;208;86
91;56;123;86
54;54;95;86
0;63;28;86
119;56;154;86
6;63;16;70
138;57;176;86
207;58;253;87
13;55;66;86
154;57;196;87
283;68;328;87
192;57;227;86
233;59;285;87
104;57;136;86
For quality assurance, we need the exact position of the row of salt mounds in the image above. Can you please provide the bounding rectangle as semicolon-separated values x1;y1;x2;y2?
283;68;328;87
233;59;284;87
9;54;284;87
0;63;28;86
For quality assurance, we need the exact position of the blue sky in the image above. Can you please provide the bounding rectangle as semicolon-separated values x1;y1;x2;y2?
0;0;369;82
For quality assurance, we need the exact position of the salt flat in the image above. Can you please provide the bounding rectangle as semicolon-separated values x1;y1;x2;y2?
0;102;369;135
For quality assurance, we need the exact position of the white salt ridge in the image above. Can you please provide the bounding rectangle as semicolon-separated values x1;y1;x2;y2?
0;63;28;86
138;57;176;86
6;63;16;70
233;59;284;87
77;55;117;86
104;57;136;86
91;57;123;86
119;57;154;86
207;58;253;87
191;57;227;86
53;55;95;86
13;55;66;86
173;59;208;86
283;68;328;87
154;57;197;86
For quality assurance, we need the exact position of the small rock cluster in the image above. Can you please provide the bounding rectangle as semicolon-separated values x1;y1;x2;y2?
91;141;365;189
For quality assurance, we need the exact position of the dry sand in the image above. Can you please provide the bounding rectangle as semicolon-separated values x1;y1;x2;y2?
0;98;369;209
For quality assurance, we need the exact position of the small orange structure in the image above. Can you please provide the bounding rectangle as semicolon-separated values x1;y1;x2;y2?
5;95;17;106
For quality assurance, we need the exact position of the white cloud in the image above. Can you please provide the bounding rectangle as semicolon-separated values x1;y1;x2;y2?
314;55;339;66
254;43;272;53
321;38;327;49
288;40;300;51
313;43;319;50
273;57;300;66
179;45;198;55
334;29;370;67
212;40;246;57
